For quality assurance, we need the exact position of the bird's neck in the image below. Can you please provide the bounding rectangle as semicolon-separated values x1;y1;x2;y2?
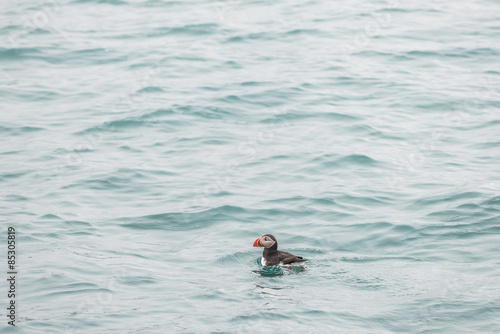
263;243;278;256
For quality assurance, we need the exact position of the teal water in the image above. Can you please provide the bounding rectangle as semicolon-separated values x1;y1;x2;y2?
1;0;500;333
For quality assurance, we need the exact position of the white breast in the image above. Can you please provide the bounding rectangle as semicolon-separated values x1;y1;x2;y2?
261;257;268;266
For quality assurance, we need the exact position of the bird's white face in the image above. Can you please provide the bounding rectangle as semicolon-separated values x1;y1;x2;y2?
253;235;276;248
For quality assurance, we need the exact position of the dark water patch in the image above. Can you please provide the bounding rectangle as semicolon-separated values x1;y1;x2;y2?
141;169;177;177
147;23;219;37
4;88;64;101
0;125;45;136
450;119;500;131
73;0;128;4
462;47;499;57
201;138;231;145
262;195;309;204
320;111;361;121
75;115;181;136
410;191;484;209
307;197;342;210
231;312;292;324
119;205;250;231
45;287;113;298
476;216;500;228
241;88;299;106
225;32;278;43
55;47;129;65
216;94;248;104
141;108;177;118
0;150;23;155
0;47;44;60
391;224;417;234
475;119;500;130
285;28;321;36
66;220;94;228
2;194;30;201
309;153;381;170
211;190;233;198
442;229;490;240
0;171;28;180
31;232;61;240
472;141;500;149
409;182;453;190
65;282;100;290
71;47;107;55
36;213;65;222
253;265;286;277
258;114;295;127
221;60;243;69
334;154;380;167
90;117;164;132
175;105;235;120
480;196;500;207
426;209;489;222
199;86;221;92
118;144;142;153
143;0;184;7
0;24;21;33
455;203;485;211
483;205;500;215
294;108;361;121
414;101;457;112
136;86;164;93
25;28;52;35
405;50;449;58
240;81;271;87
377;7;443;14
67;231;95;236
18;234;43;243
63;178;122;190
173;55;208;61
353;50;395;58
264;154;292;161
117;275;157;285
344;123;394;139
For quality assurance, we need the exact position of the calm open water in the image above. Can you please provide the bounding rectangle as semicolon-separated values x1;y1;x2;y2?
1;0;500;333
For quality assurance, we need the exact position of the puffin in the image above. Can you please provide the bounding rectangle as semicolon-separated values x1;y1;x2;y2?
253;234;307;267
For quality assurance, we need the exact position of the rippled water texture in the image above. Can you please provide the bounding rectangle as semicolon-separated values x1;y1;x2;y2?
1;0;500;333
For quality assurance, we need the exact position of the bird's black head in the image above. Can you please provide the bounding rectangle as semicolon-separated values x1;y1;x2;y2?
253;234;278;250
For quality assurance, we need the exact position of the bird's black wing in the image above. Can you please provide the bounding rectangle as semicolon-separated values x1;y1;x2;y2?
278;251;307;265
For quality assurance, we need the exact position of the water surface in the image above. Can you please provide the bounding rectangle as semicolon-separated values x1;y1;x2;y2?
1;0;500;333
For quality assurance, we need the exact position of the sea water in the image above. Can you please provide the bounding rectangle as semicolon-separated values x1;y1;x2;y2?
1;0;499;333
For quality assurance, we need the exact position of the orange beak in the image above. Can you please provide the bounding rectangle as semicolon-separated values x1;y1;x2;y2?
253;237;262;247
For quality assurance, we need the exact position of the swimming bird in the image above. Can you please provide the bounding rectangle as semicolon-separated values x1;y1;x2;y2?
253;234;307;267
